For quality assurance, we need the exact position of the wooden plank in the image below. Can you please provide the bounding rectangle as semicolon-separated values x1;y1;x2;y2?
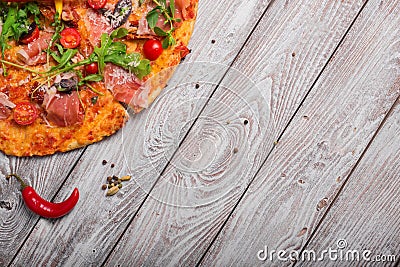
7;0;274;265
102;0;371;266
197;0;400;265
297;101;400;266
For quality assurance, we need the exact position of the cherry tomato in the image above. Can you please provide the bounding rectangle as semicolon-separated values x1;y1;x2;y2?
88;0;107;9
13;102;38;126
85;62;99;75
60;28;81;49
20;25;40;44
143;39;163;61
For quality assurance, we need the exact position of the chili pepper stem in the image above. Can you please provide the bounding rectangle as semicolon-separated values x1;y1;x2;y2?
6;174;28;190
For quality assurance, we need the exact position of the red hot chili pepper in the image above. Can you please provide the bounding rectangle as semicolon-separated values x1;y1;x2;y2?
7;174;79;219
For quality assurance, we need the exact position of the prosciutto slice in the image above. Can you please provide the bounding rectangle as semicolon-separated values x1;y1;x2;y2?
0;92;15;120
44;91;84;127
175;0;196;20
84;8;113;48
17;32;52;65
0;103;11;120
104;64;142;104
103;64;151;108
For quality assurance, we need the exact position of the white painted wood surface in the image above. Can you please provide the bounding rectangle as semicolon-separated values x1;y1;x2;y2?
199;0;400;265
298;101;400;266
104;0;375;265
1;0;398;266
5;0;275;266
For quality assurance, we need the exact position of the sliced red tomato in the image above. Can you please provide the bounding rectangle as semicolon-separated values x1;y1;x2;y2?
20;26;40;44
88;0;107;9
85;62;99;75
13;102;38;126
143;39;163;61
60;28;81;49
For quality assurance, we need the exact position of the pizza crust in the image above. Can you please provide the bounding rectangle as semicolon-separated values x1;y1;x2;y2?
132;9;197;113
0;90;127;157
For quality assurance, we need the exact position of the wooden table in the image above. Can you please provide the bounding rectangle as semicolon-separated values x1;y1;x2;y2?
1;0;399;266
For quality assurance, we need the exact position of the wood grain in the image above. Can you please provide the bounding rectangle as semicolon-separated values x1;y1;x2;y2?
297;101;400;266
199;0;400;265
103;0;371;265
7;0;274;265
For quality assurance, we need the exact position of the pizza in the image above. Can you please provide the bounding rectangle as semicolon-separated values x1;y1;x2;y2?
0;0;197;156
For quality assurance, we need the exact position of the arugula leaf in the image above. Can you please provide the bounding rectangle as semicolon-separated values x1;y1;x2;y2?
1;6;18;42
0;2;43;73
133;59;151;80
106;41;127;55
56;43;64;55
75;70;104;96
0;2;42;46
94;33;112;75
104;51;150;79
0;6;18;75
146;0;178;48
169;0;176;18
25;3;41;17
50;49;78;71
50;52;61;63
103;50;151;79
162;34;176;49
110;28;129;39
154;27;168;36
146;9;160;29
104;52;139;67
46;12;64;66
79;74;104;85
162;37;170;49
94;29;151;79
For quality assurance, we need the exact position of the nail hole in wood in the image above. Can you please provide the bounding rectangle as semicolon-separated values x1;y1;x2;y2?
244;119;249;125
316;198;329;211
297;227;307;237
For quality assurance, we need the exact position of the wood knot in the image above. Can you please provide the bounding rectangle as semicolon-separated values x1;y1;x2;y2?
0;200;12;210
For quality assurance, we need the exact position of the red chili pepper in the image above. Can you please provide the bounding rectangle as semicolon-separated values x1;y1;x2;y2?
7;174;79;219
